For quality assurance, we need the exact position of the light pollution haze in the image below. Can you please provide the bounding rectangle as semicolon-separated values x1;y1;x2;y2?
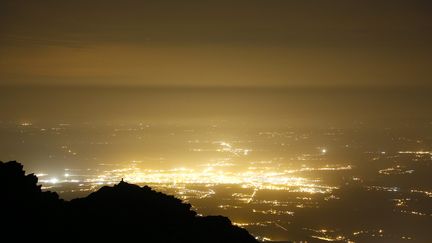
2;2;432;242
1;0;432;87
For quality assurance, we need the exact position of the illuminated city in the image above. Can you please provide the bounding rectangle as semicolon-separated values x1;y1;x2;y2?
1;1;432;242
2;118;431;242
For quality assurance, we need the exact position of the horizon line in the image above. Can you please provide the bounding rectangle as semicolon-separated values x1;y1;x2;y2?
1;83;431;90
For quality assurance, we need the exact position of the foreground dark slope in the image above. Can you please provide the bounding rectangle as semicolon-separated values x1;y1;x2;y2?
0;161;258;243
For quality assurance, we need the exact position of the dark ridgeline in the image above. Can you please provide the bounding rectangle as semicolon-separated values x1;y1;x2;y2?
0;161;258;243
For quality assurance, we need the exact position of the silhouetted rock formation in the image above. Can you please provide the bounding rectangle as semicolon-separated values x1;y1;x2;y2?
0;161;258;243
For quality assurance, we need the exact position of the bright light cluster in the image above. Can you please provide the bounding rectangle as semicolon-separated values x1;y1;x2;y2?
76;163;348;195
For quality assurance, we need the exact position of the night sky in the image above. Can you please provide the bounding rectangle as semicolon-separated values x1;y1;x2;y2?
2;2;432;242
1;0;432;87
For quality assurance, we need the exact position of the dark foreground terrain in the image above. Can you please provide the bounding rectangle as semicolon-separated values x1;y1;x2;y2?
0;161;258;243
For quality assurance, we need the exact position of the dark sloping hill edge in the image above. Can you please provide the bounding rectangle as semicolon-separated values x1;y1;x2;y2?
0;161;259;243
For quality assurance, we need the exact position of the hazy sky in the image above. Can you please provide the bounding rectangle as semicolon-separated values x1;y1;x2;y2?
1;0;431;87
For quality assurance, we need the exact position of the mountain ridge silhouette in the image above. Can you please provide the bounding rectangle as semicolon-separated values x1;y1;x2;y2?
0;161;259;243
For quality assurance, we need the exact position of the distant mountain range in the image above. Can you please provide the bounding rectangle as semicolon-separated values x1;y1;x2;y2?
0;161;258;243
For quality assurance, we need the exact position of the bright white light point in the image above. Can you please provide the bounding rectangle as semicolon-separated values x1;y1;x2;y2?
321;149;327;154
49;178;59;184
220;142;231;148
64;173;70;177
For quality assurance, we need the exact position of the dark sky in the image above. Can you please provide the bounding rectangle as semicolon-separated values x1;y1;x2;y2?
1;0;431;87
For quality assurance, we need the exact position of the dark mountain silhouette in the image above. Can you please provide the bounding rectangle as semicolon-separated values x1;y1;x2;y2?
0;161;259;243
